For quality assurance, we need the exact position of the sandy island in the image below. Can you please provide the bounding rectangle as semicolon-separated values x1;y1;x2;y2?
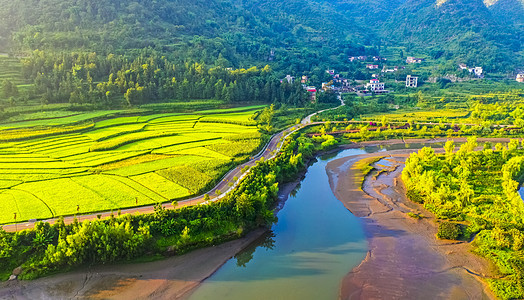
326;142;503;299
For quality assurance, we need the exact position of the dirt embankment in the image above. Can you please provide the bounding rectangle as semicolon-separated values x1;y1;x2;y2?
326;148;497;300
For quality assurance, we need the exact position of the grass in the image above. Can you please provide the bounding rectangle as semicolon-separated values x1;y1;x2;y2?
353;156;384;188
0;106;266;224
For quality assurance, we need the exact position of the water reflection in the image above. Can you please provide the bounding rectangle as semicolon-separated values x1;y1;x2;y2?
234;232;276;268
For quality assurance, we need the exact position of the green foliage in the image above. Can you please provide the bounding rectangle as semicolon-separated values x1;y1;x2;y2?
402;141;524;298
436;221;461;240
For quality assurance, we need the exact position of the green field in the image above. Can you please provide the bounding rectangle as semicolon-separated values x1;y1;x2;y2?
0;106;266;224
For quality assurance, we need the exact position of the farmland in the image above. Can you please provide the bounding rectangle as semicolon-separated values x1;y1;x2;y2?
0;106;266;224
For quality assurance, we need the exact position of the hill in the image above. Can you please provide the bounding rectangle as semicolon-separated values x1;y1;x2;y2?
488;0;524;25
382;0;523;71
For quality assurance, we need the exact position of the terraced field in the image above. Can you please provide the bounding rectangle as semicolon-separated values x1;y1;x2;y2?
0;106;266;224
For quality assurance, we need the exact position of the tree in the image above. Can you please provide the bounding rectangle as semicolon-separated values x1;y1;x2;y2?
2;80;18;98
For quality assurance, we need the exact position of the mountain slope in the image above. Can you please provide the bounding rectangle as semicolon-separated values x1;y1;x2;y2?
382;0;523;70
488;0;524;25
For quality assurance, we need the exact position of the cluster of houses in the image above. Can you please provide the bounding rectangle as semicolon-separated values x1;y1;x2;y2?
349;56;387;62
281;75;318;101
458;64;484;78
406;57;425;64
382;66;406;73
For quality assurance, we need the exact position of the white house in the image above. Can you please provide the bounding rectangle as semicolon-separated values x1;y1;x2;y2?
517;74;524;83
283;75;295;83
469;67;483;77
366;79;385;92
406;75;418;88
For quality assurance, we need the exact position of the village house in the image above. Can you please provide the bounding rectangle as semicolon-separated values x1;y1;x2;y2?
469;67;483;77
365;79;386;93
406;75;418;88
322;82;334;91
301;75;309;84
326;69;335;75
406;57;424;64
282;75;295;83
366;64;379;70
305;86;317;102
459;63;468;70
517;74;524;83
373;56;387;62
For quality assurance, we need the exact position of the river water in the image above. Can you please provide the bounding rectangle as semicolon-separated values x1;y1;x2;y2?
189;143;448;300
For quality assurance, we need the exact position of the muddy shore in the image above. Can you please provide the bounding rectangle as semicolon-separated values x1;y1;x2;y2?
326;147;498;299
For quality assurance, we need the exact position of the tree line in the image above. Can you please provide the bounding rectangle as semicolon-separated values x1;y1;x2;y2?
21;49;310;108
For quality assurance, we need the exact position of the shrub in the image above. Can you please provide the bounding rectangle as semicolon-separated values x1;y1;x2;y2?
407;212;422;219
436;221;461;240
406;189;424;204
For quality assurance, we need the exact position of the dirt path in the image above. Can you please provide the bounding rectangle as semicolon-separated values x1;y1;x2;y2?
326;149;497;300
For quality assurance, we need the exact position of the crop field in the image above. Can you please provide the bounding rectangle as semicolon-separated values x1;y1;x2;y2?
0;106;265;224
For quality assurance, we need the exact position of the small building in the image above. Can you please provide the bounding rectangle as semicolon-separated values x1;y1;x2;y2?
366;64;379;70
406;75;418;88
322;82;334;91
306;86;317;102
517;74;524;83
406;57;424;64
326;70;335;75
469;67;483;77
366;79;385;92
459;63;468;70
301;75;309;84
283;75;295;83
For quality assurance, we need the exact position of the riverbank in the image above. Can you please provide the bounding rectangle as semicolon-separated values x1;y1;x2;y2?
326;147;498;299
0;178;304;300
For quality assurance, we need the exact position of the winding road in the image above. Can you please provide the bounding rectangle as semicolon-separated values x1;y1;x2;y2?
2;96;346;232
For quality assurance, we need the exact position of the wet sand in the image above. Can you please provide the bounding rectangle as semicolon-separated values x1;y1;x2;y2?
326;148;497;300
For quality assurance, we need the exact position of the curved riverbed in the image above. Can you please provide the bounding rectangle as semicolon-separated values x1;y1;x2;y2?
189;148;369;300
189;143;454;300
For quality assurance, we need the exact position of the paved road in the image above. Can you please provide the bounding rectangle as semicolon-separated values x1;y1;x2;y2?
2;100;344;232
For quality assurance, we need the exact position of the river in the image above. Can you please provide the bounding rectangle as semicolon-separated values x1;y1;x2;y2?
189;142;449;300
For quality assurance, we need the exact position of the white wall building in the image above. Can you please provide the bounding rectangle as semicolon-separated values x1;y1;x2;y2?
406;75;418;88
366;79;385;92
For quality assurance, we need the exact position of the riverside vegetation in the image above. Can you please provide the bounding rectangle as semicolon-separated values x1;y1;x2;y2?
0;132;315;281
402;138;524;299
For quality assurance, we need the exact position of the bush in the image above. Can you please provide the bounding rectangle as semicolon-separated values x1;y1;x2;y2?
406;189;424;204
436;221;461;240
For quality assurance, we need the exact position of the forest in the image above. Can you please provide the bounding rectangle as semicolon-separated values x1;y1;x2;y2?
12;49;309;108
